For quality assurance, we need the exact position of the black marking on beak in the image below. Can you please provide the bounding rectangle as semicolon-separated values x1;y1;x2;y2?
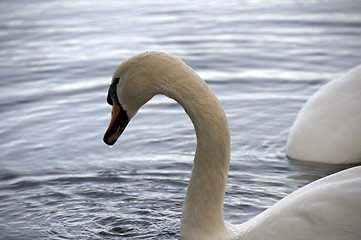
104;77;129;146
107;77;120;106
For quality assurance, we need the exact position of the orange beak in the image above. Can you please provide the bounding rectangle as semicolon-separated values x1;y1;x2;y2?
103;97;129;146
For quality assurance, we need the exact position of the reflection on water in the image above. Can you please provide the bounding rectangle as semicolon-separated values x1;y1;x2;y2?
0;0;360;239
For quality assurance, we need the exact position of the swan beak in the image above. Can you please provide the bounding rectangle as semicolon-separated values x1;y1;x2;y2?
103;97;129;146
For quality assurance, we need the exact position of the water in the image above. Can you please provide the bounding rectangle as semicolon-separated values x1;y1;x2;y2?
0;0;360;239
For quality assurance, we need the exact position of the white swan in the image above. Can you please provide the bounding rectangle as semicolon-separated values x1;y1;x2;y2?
287;65;361;163
103;52;361;240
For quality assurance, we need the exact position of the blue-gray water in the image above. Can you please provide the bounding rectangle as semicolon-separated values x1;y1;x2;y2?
0;0;360;239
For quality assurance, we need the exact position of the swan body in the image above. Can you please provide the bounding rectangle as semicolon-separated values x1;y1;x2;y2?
287;65;361;163
229;166;361;240
103;52;361;239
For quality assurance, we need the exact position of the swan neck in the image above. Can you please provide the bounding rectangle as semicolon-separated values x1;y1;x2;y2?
158;65;231;238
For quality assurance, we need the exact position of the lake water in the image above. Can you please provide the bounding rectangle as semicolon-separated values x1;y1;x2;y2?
0;0;360;239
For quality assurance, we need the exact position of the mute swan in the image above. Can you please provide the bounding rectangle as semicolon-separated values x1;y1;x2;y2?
287;64;361;163
103;52;361;240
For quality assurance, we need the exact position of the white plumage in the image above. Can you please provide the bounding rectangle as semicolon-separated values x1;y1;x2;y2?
287;65;361;163
104;52;361;239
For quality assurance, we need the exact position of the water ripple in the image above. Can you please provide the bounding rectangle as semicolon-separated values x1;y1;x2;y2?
1;0;360;239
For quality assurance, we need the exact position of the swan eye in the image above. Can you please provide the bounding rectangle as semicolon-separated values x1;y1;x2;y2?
113;77;120;84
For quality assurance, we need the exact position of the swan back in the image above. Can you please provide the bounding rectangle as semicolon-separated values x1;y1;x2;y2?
287;65;361;163
231;166;361;240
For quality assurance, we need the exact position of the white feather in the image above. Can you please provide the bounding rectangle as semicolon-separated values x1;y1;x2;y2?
287;65;361;163
108;52;361;239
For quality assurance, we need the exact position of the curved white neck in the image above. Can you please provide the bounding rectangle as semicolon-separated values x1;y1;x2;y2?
155;59;231;239
119;52;231;238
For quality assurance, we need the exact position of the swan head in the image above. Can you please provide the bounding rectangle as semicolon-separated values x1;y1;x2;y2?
103;54;157;146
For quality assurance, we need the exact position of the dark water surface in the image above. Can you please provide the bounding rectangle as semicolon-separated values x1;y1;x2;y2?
0;0;360;239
